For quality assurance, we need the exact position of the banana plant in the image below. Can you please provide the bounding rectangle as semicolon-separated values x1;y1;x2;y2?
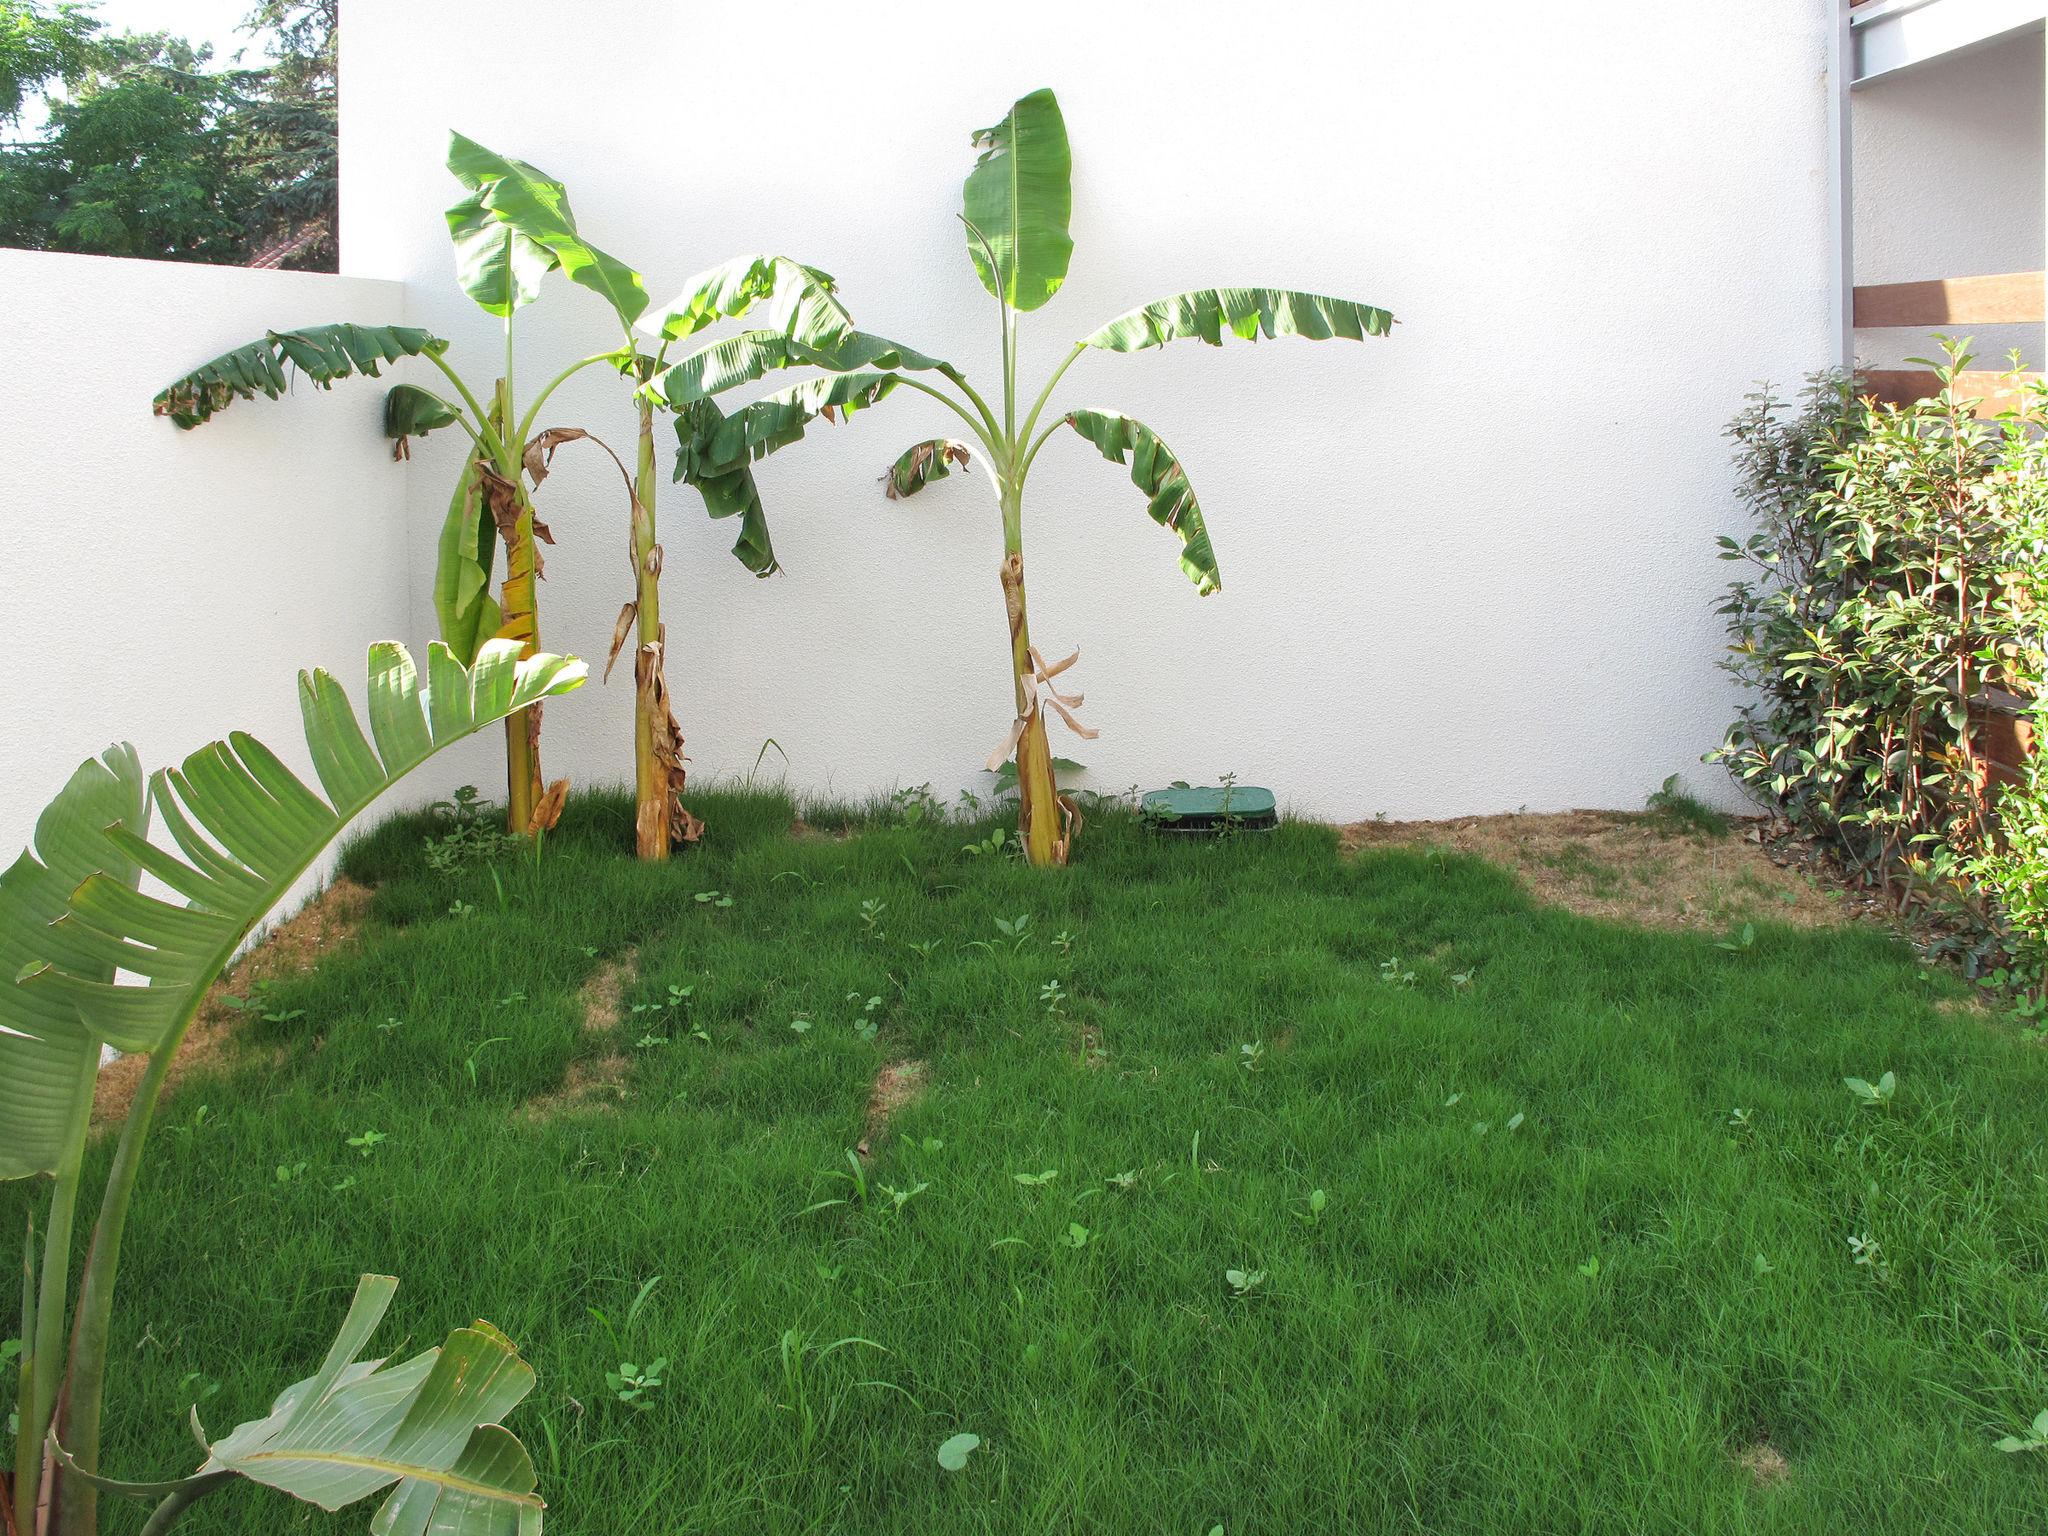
156;138;848;859
419;244;860;858
153;133;639;837
1;639;583;1536
650;88;1394;865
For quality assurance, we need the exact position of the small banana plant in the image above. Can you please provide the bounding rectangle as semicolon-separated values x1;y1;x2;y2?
648;88;1394;865
1;639;583;1536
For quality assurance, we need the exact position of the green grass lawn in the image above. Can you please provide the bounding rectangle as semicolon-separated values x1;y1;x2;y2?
18;790;2048;1533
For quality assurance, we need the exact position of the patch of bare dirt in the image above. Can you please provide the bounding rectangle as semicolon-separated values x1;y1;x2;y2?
92;877;374;1129
857;1059;927;1158
1338;811;1851;933
517;948;637;1122
1733;1441;1791;1487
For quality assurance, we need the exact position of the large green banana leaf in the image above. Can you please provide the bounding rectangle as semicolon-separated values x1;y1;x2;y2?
449;132;647;329
963;88;1073;312
1;642;584;1168
1063;409;1219;595
0;751;145;1181
446;132;558;318
669;398;777;577
652;329;953;406
676;372;905;483
646;254;852;346
60;1275;543;1534
1081;289;1394;352
432;460;503;660
153;324;450;429
202;1274;541;1534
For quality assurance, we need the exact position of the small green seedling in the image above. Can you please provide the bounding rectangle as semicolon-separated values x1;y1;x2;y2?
1844;1071;1897;1109
1995;1409;2048;1454
1716;923;1756;952
1505;1111;1525;1133
463;1035;509;1086
376;1015;403;1033
936;1431;982;1471
605;1357;667;1409
1013;1169;1058;1187
1225;1268;1267;1298
694;889;735;908
1059;1222;1090;1249
1238;1041;1265;1073
635;1033;670;1050
448;898;477;920
789;1018;813;1035
1752;1253;1775;1276
1106;1169;1140;1192
345;1129;386;1157
274;1161;308;1184
1292;1188;1328;1226
1378;957;1416;987
993;913;1032;950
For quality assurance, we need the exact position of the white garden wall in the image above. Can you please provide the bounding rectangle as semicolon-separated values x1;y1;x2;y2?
337;0;1848;821
0;250;412;867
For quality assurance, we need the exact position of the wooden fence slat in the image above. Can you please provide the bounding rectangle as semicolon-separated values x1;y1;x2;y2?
1860;368;2041;419
1853;271;2045;328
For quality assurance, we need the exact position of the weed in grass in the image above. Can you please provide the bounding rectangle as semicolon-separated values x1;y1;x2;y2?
936;1431;981;1471
1845;1070;1897;1109
1995;1409;2048;1454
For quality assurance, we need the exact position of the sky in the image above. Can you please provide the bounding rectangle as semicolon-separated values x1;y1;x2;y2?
15;0;275;137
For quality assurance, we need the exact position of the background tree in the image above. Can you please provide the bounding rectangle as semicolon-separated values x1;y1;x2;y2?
0;0;336;269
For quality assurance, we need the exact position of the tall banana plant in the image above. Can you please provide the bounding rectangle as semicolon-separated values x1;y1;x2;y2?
156;137;849;860
650;88;1394;865
410;242;861;858
154;134;635;837
2;640;583;1536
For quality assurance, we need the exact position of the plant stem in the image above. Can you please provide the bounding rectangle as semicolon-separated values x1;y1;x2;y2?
1016;342;1085;464
137;1473;233;1536
49;1042;179;1536
998;477;1061;867
11;1216;36;1536
490;377;540;836
631;390;668;859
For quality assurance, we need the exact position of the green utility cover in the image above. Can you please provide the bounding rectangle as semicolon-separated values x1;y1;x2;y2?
1141;786;1278;834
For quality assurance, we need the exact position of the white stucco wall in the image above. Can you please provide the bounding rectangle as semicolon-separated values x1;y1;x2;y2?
1853;28;2045;372
309;2;1832;822
0;249;413;867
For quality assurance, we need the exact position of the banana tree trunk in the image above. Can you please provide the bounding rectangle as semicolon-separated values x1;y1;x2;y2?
998;481;1063;867
631;399;670;859
488;381;542;836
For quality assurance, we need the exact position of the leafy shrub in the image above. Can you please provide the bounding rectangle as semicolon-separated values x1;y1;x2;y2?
1712;343;2048;971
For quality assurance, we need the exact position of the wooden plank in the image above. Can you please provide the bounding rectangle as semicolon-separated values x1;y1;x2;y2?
1860;369;2041;418
1854;271;2045;327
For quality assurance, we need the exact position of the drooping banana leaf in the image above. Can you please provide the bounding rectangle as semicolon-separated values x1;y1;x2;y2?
446;132;559;318
646;254;853;347
669;398;777;577
153;324;450;429
962;88;1073;313
3;642;585;1126
0;750;145;1181
653;329;955;406
676;372;906;483
1063;409;1219;595
61;1274;544;1535
432;460;502;660
1080;289;1394;352
449;132;648;329
385;383;462;451
883;439;973;500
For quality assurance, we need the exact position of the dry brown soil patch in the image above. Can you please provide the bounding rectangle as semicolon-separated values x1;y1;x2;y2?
518;947;637;1121
858;1059;928;1157
92;876;374;1128
1733;1441;1791;1487
1338;811;1851;933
